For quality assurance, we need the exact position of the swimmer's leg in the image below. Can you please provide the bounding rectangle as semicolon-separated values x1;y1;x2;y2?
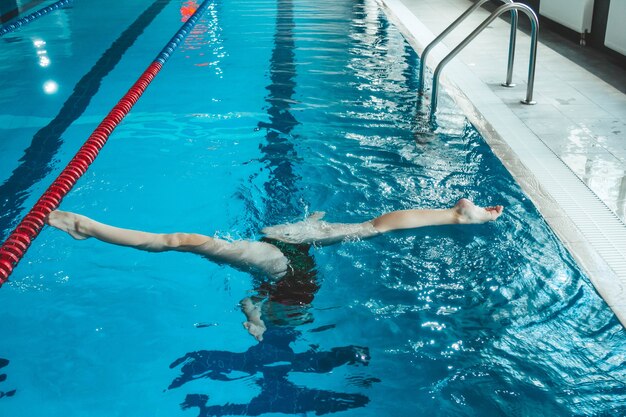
262;199;504;245
371;198;504;233
46;211;289;278
46;210;209;252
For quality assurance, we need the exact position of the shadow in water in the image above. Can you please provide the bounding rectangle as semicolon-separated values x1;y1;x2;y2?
256;0;302;222
167;1;376;415
169;328;371;416
169;241;374;415
0;358;16;399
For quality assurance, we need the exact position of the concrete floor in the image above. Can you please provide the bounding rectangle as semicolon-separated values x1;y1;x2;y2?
381;0;626;325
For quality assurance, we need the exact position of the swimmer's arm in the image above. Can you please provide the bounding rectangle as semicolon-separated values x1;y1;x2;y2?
262;199;503;244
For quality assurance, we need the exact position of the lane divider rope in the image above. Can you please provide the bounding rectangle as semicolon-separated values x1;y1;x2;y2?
0;0;74;37
0;0;213;286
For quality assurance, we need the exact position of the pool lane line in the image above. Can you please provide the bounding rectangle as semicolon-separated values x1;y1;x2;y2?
0;0;213;286
0;0;172;242
0;0;73;37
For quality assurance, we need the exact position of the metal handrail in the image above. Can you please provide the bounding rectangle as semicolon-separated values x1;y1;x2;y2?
430;2;538;115
417;0;519;95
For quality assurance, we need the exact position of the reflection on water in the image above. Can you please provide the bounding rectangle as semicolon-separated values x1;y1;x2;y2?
0;0;624;415
0;0;172;240
257;0;302;222
168;239;375;415
180;0;225;72
543;122;626;222
168;1;375;412
180;0;198;21
169;328;371;416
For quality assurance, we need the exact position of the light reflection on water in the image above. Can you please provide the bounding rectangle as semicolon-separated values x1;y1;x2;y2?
0;0;624;416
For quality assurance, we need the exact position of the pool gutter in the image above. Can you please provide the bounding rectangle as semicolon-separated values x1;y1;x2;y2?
380;0;626;327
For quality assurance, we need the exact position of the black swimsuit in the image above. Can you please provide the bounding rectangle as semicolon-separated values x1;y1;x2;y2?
258;237;319;306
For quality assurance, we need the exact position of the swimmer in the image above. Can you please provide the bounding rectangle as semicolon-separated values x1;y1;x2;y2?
46;198;503;340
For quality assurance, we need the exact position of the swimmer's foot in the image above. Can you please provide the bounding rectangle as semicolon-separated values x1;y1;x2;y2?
46;210;91;240
241;298;266;342
454;198;503;224
243;321;266;342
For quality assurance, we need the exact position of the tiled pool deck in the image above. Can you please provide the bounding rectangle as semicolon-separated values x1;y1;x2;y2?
381;0;626;326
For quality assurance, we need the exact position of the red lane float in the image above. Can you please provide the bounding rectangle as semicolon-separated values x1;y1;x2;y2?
0;0;213;286
0;61;162;285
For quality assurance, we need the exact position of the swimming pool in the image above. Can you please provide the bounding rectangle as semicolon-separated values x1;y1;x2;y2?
1;0;624;415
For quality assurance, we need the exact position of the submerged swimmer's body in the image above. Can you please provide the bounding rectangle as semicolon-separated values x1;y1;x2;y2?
46;199;503;340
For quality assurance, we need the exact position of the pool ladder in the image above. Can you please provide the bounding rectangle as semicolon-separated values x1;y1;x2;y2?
418;1;539;115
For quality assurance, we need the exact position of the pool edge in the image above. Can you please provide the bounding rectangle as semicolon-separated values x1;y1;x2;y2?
379;0;626;328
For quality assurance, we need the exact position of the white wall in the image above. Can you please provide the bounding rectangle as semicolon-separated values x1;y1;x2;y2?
539;0;595;33
605;0;626;55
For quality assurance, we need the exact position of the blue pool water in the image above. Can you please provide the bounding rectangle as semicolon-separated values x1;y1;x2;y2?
0;0;625;416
